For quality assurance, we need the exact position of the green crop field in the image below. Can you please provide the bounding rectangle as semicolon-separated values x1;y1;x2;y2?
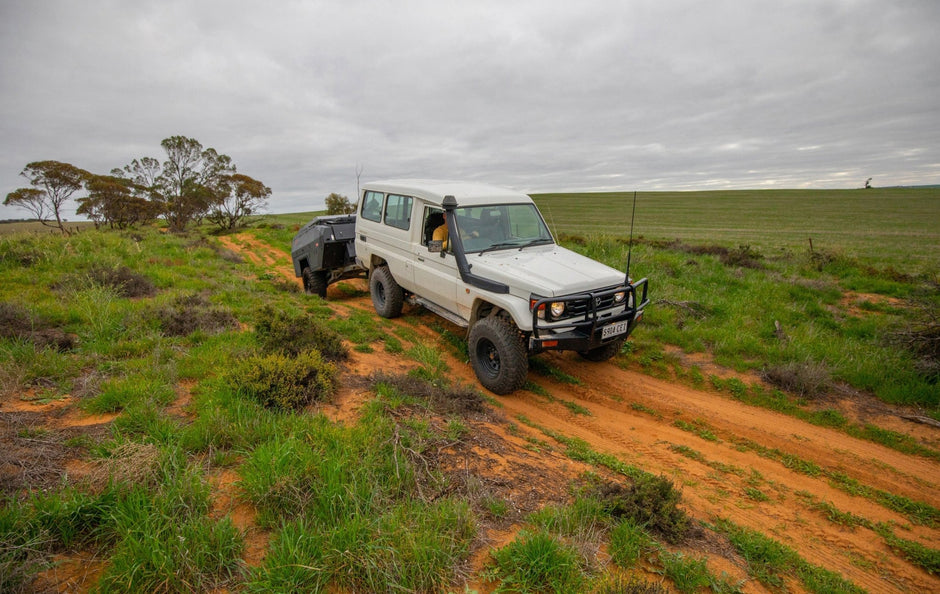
532;187;940;273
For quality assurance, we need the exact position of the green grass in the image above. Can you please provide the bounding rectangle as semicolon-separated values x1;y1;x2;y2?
875;523;940;575
673;418;721;442
485;529;587;593
0;224;486;592
712;518;864;593
1;446;245;593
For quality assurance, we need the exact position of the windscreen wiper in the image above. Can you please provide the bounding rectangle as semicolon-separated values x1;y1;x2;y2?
516;238;554;251
477;241;522;255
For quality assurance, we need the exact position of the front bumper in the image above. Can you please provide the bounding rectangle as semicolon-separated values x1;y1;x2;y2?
528;278;649;353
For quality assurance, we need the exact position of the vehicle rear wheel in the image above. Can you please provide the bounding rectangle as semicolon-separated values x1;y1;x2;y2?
469;317;528;395
302;268;328;298
370;266;404;318
578;338;625;362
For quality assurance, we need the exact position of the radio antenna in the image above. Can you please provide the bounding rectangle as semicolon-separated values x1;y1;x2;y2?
545;203;559;240
625;190;637;283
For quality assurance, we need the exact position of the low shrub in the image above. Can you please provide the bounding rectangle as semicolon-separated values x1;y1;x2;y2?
88;265;156;298
0;302;75;351
888;303;940;382
153;294;239;337
594;476;690;544
230;350;336;410
761;360;831;397
371;372;486;415
255;305;348;361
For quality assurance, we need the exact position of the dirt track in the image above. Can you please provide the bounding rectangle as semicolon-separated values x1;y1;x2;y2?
218;232;939;593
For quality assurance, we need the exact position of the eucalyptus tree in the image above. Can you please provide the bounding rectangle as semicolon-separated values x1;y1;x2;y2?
4;161;89;233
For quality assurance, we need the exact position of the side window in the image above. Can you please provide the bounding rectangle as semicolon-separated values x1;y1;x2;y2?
383;194;412;230
423;207;444;245
361;191;383;222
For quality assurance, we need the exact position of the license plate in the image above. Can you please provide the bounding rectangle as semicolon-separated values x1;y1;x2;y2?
601;321;629;339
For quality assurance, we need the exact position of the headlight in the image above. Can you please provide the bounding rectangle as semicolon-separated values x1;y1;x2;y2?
613;291;626;303
550;302;566;318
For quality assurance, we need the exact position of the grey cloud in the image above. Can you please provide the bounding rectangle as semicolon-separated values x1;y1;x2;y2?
2;0;938;220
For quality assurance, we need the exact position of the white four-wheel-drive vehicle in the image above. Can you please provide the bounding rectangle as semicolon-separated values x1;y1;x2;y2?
293;179;649;394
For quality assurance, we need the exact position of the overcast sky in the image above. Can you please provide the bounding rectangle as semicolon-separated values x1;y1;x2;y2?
1;0;938;219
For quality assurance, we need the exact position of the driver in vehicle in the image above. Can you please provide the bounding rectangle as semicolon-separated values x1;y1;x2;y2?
432;211;477;250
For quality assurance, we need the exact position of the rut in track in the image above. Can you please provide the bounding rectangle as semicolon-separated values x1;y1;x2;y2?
229;232;940;593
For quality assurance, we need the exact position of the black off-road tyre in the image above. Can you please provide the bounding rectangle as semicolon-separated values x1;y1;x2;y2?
578;337;625;362
302;268;328;298
469;317;528;395
370;266;404;318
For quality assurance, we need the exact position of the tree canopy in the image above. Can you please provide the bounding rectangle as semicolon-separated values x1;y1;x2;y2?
4;161;90;234
77;175;160;229
4;136;284;232
206;173;272;230
325;192;355;215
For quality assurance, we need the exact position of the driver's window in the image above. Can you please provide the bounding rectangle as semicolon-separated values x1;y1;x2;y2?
423;208;445;247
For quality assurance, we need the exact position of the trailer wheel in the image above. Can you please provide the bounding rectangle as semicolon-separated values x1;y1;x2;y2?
370;266;403;318
469;317;528;395
302;268;328;298
578;338;625;362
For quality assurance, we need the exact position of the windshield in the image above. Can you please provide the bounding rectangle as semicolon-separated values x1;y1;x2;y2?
454;203;554;254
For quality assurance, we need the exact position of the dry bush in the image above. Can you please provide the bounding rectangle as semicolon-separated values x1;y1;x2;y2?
594;575;668;594
153;294;239;337
761;360;832;397
0;302;75;351
644;239;764;269
557;232;587;246
372;371;487;415
53;265;156;298
87;265;156;298
270;277;301;293
89;441;162;489
889;304;940;381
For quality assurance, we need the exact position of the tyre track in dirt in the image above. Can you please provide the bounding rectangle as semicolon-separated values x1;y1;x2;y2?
227;232;940;594
486;372;937;594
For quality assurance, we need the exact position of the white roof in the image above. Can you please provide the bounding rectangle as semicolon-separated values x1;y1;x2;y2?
362;179;532;207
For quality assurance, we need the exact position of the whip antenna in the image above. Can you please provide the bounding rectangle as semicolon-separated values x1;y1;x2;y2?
625;190;637;283
545;203;559;240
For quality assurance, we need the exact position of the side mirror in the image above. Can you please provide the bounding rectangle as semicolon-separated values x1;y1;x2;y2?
428;240;443;254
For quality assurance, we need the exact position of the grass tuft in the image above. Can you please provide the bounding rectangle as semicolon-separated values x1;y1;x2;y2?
485;529;586;593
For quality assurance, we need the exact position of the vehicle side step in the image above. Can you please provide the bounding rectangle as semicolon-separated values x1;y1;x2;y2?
409;296;468;328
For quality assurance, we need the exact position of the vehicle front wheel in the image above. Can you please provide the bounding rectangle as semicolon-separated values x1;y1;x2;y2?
370;266;404;318
577;338;625;362
302;268;328;298
468;317;528;395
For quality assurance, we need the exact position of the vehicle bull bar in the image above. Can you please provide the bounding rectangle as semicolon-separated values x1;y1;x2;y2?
528;278;649;353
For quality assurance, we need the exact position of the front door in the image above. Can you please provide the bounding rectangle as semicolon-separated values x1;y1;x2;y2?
412;206;460;316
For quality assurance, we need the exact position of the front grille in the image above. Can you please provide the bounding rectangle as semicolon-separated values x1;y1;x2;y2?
563;293;617;318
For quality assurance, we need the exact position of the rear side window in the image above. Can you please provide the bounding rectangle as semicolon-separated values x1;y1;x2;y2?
384;194;413;230
361;191;383;222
